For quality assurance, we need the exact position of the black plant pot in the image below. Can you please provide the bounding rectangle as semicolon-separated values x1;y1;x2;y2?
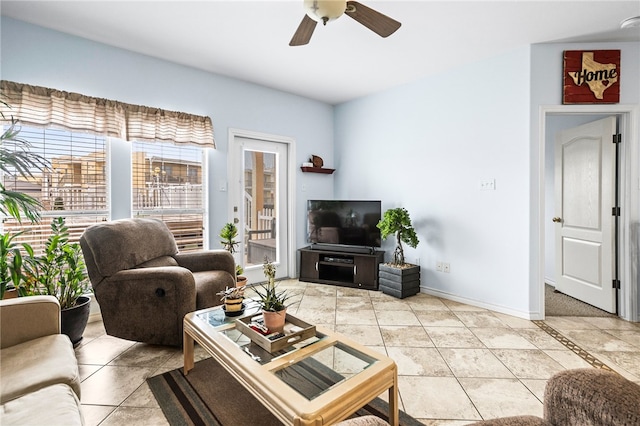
379;264;421;299
61;295;91;347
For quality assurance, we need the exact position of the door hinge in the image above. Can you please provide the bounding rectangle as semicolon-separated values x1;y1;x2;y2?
612;207;620;216
612;279;620;289
612;134;621;144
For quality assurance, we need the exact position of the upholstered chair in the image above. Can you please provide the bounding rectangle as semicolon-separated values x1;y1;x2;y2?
80;218;235;346
467;368;640;426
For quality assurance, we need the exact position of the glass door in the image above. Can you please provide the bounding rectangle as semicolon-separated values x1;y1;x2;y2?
228;132;291;284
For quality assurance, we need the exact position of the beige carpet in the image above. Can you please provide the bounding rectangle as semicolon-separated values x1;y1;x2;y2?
545;284;615;317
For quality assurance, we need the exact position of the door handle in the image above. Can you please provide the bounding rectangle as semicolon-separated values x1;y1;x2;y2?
552;217;562;223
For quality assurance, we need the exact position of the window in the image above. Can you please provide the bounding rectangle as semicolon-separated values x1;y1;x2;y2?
1;125;108;253
132;140;204;251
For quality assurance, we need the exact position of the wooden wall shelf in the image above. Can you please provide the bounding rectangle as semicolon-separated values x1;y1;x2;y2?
301;167;335;174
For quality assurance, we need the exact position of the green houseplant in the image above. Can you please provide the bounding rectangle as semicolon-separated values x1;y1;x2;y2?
0;99;48;299
377;207;421;299
22;217;91;345
219;222;247;286
253;257;293;332
216;285;245;315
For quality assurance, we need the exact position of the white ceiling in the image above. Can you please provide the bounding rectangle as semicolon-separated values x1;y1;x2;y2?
2;1;639;105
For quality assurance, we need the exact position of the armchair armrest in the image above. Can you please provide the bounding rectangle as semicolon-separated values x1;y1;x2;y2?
0;295;61;349
175;250;235;275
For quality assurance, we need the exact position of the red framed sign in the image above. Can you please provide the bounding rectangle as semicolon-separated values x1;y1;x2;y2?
563;50;620;104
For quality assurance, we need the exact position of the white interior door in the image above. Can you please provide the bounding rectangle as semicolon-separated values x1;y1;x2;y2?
554;116;617;313
228;132;290;284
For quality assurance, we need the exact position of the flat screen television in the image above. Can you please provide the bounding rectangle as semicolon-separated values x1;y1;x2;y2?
306;200;382;248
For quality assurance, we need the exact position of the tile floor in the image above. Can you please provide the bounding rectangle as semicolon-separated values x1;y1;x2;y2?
77;280;640;425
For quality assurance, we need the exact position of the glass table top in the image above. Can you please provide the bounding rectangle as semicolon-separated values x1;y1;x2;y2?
195;301;378;401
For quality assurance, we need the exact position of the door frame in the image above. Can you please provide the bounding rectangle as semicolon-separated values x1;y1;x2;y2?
227;128;297;280
539;104;639;321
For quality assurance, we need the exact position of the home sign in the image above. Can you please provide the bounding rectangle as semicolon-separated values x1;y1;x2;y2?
563;50;620;104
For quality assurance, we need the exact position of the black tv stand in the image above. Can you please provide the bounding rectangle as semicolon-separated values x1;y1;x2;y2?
299;246;384;290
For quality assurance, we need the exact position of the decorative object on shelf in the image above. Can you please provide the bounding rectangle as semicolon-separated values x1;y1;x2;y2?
377;207;420;299
219;222;246;286
301;155;335;174
253;257;293;333
311;154;324;168
217;286;245;316
21;217;91;345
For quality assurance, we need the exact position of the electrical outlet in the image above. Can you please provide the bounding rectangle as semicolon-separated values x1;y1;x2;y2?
479;179;496;191
443;263;450;273
436;261;443;272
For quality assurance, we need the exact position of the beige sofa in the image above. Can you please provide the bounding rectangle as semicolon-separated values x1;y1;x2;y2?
0;296;84;425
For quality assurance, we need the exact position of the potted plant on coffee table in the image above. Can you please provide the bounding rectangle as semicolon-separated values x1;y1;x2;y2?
217;285;245;316
253;257;293;333
377;207;420;299
22;217;91;346
219;222;247;287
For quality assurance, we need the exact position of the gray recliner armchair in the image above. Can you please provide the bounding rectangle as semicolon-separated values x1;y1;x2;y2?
80;218;235;346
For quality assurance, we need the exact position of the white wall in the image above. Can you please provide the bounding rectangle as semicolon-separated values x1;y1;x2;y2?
0;17;335;254
335;47;534;317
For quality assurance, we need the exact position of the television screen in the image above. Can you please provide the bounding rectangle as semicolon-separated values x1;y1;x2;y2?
307;200;382;248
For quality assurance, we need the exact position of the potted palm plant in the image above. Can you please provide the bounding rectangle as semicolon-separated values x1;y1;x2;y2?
253;257;293;333
22;217;91;346
0;99;48;299
377;207;421;298
219;222;247;286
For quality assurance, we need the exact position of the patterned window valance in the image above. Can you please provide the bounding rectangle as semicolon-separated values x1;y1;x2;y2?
0;80;215;148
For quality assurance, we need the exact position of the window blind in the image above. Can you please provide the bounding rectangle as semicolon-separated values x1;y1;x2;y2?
132;140;205;251
1;125;108;254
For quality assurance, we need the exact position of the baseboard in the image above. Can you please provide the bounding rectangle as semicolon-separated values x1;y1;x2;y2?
419;286;543;320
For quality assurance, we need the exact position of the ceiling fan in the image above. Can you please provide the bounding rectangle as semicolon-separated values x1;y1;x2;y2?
289;0;401;46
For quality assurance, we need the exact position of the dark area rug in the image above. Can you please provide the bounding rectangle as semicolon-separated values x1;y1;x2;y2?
545;284;615;317
147;357;422;426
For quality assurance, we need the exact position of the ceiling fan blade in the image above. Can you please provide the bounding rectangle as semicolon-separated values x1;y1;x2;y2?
345;1;401;38
290;15;317;46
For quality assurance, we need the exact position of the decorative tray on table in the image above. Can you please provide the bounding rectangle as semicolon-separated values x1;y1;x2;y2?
235;313;316;353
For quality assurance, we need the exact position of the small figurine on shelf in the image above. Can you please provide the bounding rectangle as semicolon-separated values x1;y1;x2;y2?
311;154;324;168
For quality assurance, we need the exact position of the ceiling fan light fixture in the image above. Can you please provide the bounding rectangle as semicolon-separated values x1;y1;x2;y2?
620;16;640;29
303;0;347;25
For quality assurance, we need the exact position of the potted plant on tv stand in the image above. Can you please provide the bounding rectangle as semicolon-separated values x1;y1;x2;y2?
377;207;420;299
219;222;247;287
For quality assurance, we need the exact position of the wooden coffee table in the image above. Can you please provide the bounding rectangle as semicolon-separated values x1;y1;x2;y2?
184;302;399;426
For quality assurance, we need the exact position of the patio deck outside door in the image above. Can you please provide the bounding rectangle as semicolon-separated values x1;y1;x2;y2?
228;131;291;284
